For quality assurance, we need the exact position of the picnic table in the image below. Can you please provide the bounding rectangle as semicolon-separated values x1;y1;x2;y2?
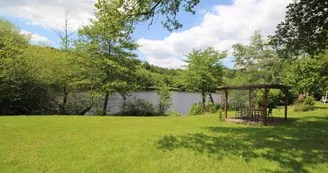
236;107;272;122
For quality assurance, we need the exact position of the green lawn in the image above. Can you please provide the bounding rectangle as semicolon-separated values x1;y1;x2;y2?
1;103;328;173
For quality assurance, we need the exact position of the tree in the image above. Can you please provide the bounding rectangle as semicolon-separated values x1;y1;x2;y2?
156;80;172;115
0;18;29;59
282;53;328;98
119;0;201;31
230;32;287;108
51;13;77;114
78;0;139;115
270;0;328;57
233;32;283;84
183;47;226;111
0;18;56;115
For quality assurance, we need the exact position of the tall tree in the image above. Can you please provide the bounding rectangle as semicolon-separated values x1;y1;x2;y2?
233;32;283;84
271;0;328;57
183;47;226;110
282;53;328;97
78;0;138;115
51;13;78;114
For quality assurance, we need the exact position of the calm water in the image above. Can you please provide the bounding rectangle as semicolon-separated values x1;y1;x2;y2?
99;91;222;115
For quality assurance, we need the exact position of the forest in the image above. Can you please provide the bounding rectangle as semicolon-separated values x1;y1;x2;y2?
1;0;327;116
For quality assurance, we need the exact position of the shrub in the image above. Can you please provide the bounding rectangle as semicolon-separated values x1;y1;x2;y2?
156;82;172;116
189;103;204;115
218;109;223;121
167;110;181;116
303;96;315;107
206;102;221;113
189;102;221;115
294;96;315;112
117;98;156;116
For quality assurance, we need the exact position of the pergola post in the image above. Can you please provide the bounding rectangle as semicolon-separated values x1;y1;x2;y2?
263;88;269;126
248;89;254;113
284;90;288;121
224;89;228;119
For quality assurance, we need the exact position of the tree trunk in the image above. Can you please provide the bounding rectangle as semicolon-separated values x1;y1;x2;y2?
79;97;94;115
59;84;69;114
102;92;109;115
202;92;206;112
208;93;214;103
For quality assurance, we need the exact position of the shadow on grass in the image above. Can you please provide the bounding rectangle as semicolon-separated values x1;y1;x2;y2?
157;117;328;173
314;106;328;110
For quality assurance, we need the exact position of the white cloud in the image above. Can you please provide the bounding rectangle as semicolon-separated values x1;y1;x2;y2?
0;0;96;31
137;0;291;68
20;30;52;42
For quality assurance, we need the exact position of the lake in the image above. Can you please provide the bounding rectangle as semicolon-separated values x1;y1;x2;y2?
99;91;223;115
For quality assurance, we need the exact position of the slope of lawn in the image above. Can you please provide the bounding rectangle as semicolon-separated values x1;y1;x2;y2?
0;103;327;173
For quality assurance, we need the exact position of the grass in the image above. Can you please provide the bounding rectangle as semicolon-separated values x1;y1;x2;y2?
0;102;328;173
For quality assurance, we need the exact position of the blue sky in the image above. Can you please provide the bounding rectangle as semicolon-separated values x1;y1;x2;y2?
0;0;291;68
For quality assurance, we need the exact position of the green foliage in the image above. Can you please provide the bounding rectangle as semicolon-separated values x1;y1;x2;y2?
233;31;283;84
136;61;185;91
78;0;139;114
294;96;315;112
189;102;221;115
0;18;57;115
119;0;200;31
271;0;328;56
167;110;181;116
183;47;226;109
117;98;156;116
303;96;315;107
188;103;204;115
205;102;221;113
282;54;328;96
0;18;29;59
0;77;57;115
254;90;285;108
156;82;173;115
218;108;223;121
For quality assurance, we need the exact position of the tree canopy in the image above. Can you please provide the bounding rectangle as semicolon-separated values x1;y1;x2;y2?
271;0;328;57
183;47;226;110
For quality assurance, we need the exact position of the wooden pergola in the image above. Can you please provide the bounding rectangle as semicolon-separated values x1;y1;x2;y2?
218;84;293;126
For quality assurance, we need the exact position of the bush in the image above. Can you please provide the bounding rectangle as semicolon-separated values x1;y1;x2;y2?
303;96;315;107
0;79;57;115
117;98;156;116
167;110;181;116
206;102;221;113
189;103;204;115
294;96;315;112
156;82;172;116
218;109;223;121
189;102;221;115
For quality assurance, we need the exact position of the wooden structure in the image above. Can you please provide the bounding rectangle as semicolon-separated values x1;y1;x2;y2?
218;84;292;126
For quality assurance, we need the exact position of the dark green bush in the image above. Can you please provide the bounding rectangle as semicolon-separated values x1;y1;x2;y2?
206;102;221;113
0;79;57;115
189;102;221;115
189;103;204;115
117;98;157;116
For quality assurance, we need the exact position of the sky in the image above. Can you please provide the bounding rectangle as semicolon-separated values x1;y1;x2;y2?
0;0;291;69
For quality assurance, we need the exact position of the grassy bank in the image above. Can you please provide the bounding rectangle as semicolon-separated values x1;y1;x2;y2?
0;103;327;173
